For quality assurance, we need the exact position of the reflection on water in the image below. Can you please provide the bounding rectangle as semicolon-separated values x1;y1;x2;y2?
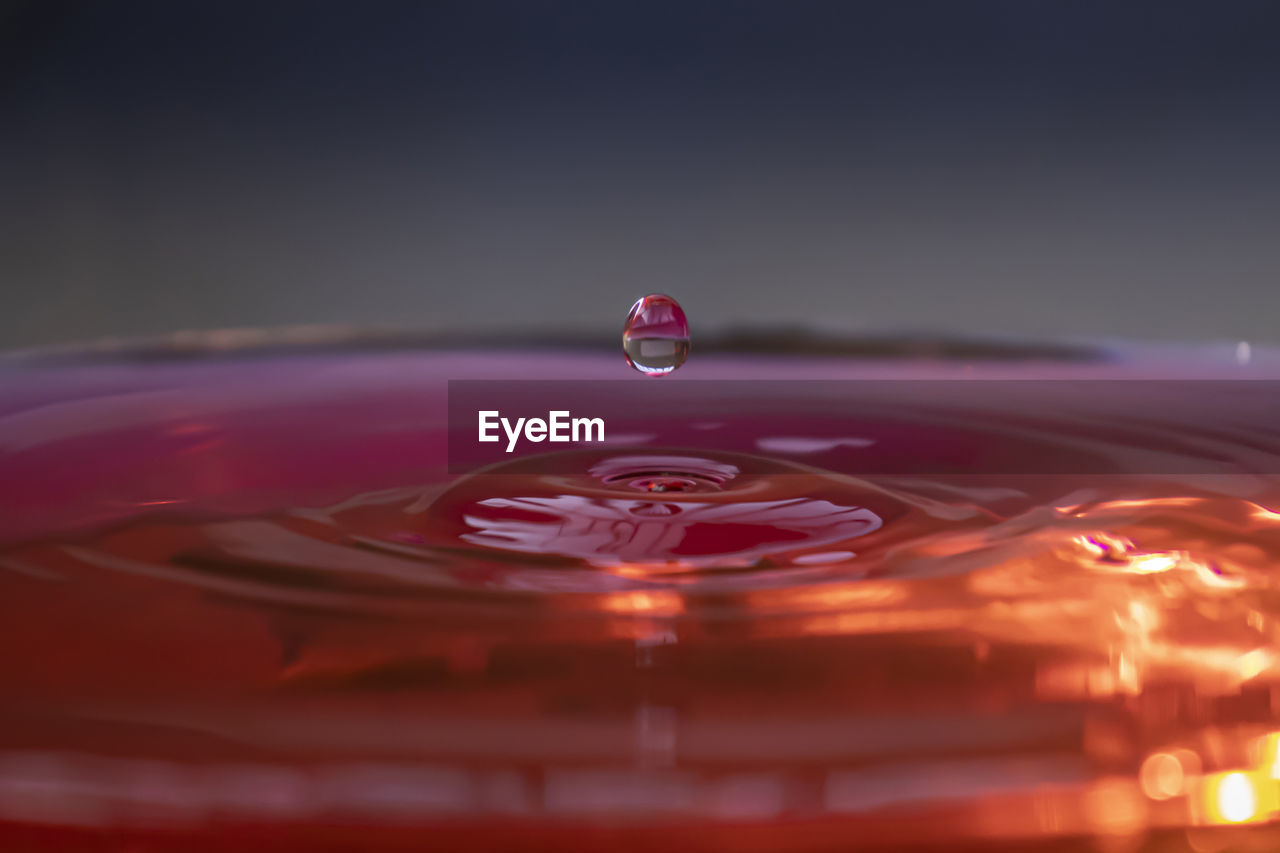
4;343;1280;850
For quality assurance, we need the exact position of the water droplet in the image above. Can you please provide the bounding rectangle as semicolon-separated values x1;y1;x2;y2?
1237;340;1253;366
623;294;690;376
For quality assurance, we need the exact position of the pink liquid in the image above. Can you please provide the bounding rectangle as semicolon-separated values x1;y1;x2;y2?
2;339;1280;851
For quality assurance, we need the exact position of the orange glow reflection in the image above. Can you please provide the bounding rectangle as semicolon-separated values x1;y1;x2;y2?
1249;503;1280;524
1202;771;1260;824
599;590;684;616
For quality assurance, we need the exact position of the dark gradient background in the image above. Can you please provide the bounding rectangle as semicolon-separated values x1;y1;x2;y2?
3;1;1279;350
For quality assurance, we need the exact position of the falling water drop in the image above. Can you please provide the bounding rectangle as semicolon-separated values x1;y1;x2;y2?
623;294;690;376
1237;341;1253;366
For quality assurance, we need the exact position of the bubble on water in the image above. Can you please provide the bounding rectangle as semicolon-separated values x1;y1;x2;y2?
623;294;690;376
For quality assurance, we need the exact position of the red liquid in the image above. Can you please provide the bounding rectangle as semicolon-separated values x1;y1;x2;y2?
2;340;1280;851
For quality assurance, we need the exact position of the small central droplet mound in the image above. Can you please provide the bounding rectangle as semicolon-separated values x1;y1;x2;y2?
623;294;690;376
591;455;735;493
629;476;699;493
